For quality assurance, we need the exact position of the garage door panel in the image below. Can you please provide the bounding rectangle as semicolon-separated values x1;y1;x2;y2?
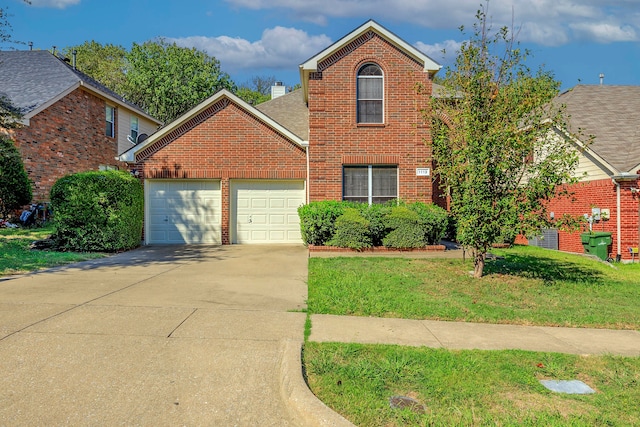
147;180;221;244
233;180;305;244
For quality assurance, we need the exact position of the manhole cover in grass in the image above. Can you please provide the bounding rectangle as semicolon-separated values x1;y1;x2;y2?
389;396;426;414
540;380;595;394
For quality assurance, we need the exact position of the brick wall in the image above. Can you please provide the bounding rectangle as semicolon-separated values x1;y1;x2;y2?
543;178;640;260
133;99;307;244
307;32;434;203
12;88;120;201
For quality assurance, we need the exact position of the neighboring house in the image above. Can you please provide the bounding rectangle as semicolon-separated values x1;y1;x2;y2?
0;50;162;201
119;20;442;244
532;85;640;260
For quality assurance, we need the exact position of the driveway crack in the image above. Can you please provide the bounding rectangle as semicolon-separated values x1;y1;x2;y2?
168;308;198;338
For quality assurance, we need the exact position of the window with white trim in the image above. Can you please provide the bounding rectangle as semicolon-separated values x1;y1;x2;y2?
357;63;383;123
105;105;115;137
343;165;397;204
130;116;139;143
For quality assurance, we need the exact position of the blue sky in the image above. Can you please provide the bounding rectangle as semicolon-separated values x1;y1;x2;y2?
3;0;640;91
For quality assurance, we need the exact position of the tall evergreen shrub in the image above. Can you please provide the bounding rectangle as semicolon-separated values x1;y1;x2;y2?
50;170;143;251
0;135;32;217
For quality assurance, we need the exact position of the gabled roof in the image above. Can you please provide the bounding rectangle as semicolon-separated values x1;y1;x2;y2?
299;20;441;101
119;89;305;163
255;89;309;140
555;85;640;174
0;50;161;125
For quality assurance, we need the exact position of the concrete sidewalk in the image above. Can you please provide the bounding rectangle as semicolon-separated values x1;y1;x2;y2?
309;314;640;356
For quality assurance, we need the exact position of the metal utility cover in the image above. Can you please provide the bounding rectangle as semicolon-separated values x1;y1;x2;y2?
540;380;596;394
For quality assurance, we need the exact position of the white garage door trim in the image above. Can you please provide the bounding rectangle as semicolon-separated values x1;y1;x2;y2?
146;180;222;244
231;180;306;244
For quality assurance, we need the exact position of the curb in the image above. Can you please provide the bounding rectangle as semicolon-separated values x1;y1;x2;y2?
279;339;355;427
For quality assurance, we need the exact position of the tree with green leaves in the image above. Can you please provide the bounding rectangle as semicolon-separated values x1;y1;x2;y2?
62;41;128;94
430;4;580;278
0;135;32;217
235;75;277;105
122;39;236;123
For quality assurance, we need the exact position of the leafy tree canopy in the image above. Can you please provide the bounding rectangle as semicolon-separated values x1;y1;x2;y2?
430;3;581;278
61;41;128;94
63;39;236;124
235;75;277;105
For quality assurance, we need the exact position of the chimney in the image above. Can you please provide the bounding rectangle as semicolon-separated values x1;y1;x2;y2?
72;50;77;70
599;73;605;86
271;82;286;99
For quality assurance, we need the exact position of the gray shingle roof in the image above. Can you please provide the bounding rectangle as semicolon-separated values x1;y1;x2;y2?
255;89;309;140
0;50;156;120
557;85;640;173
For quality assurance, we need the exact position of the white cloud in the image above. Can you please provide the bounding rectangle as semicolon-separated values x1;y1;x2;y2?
28;0;81;8
224;0;640;45
166;27;331;73
415;40;463;64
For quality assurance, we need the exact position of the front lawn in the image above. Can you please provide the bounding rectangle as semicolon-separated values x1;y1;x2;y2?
0;226;106;276
305;342;640;426
308;245;640;329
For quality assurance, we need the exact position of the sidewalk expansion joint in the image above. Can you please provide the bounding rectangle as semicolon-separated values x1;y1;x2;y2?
167;308;198;338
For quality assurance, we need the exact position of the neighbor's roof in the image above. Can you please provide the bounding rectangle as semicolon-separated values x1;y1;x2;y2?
0;50;161;124
556;85;640;173
299;20;441;102
255;89;309;141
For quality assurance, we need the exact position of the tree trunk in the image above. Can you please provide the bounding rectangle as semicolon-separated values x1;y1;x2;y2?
473;251;485;278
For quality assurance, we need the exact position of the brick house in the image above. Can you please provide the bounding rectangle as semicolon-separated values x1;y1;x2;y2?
0;50;162;202
529;85;640;261
119;20;442;244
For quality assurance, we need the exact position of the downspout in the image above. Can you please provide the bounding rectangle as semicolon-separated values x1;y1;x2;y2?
612;177;621;258
611;174;640;259
302;141;310;204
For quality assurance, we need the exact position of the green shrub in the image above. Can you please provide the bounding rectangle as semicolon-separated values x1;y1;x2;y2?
50;170;143;252
328;208;372;250
298;201;352;246
357;202;393;246
408;202;449;244
383;206;427;248
0;135;32;217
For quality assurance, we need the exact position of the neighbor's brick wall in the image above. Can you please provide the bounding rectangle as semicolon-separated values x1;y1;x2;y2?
132;99;307;244
11;88;120;201
307;32;434;203
543;178;640;260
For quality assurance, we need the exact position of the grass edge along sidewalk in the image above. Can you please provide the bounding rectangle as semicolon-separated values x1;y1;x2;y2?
307;245;640;330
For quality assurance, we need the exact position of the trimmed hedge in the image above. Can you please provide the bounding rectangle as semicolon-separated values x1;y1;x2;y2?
298;200;448;249
50;170;143;252
328;208;372;250
0;135;32;217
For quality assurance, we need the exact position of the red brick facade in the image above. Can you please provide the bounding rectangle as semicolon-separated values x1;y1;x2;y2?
10;88;120;201
308;32;434;203
540;178;640;260
132;98;307;244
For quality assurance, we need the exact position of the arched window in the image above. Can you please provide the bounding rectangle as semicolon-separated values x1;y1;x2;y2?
357;63;383;123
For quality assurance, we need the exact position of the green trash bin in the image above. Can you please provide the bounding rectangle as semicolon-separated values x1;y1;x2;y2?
580;232;612;261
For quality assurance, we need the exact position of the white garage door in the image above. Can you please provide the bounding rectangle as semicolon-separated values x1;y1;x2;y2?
147;180;221;244
232;180;305;244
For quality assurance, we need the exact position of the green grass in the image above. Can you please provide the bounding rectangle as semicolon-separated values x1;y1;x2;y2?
308;245;640;329
304;342;640;426
0;226;107;276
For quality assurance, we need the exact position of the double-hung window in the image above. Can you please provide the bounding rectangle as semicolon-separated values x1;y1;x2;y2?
356;63;383;123
130;116;139;143
343;165;397;204
105;105;115;137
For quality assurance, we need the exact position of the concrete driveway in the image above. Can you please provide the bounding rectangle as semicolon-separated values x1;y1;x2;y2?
0;245;309;426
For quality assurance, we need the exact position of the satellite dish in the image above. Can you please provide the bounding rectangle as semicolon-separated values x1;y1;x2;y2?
136;133;149;144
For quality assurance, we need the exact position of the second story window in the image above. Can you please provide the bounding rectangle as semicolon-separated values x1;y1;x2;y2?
105;105;115;137
357;63;383;123
130;117;139;143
